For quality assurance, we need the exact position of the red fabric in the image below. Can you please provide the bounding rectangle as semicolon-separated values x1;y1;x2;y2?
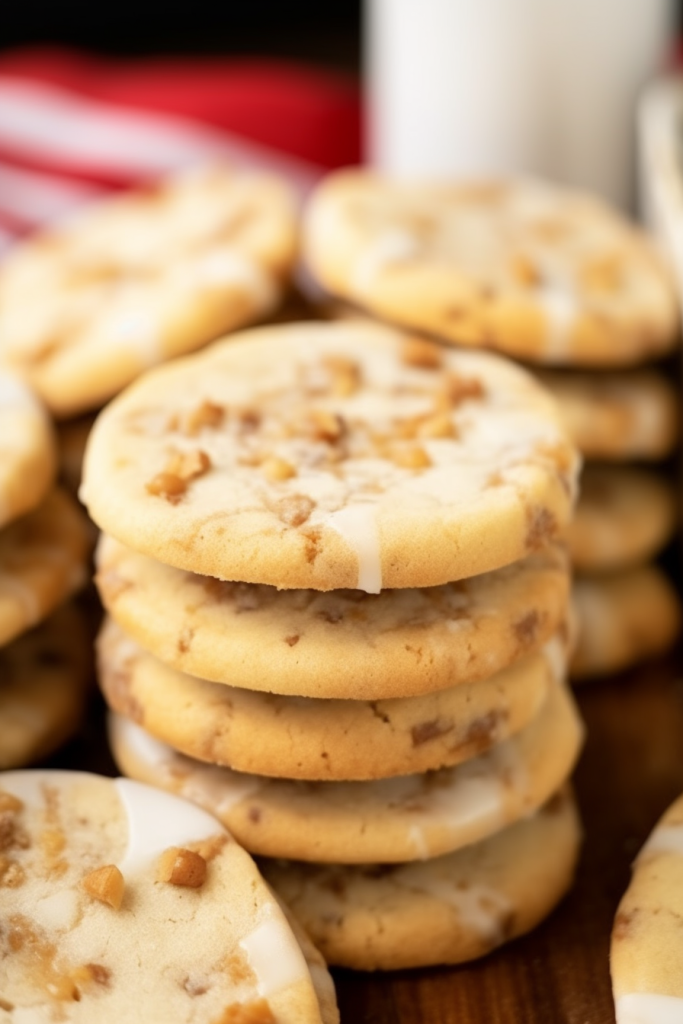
0;47;362;170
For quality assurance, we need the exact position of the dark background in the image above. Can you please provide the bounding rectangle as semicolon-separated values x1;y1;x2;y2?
1;2;362;68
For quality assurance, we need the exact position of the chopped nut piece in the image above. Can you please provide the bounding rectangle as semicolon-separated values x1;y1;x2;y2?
393;445;432;470
0;856;25;888
417;413;456;439
146;449;212;503
323;355;361;396
0;792;23;814
146;471;187;503
439;373;485;407
275;493;316;527
0;812;29;853
82;865;125;910
157;847;207;888
401;337;443;369
305;409;346;443
181;400;225;435
262;457;296;482
213;998;276;1024
510;253;541;286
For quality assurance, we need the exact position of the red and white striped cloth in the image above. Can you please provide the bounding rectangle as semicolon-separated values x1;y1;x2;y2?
0;47;362;255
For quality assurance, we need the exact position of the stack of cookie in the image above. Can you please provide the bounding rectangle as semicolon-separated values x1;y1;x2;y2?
303;172;682;680
83;319;584;970
0;370;91;769
0;164;299;499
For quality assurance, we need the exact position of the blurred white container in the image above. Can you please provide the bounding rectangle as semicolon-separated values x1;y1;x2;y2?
365;0;674;210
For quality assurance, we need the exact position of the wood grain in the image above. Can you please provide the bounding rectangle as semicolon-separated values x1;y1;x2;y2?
45;645;683;1024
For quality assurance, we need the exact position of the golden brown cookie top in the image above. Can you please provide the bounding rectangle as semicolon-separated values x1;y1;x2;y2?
82;321;580;590
304;170;678;367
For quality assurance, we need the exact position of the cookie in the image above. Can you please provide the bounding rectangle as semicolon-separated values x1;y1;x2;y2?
96;533;569;699
611;791;683;1023
0;488;90;648
304;170;678;366
98;617;566;781
0;771;336;1024
0;165;298;418
565;466;676;573
261;787;581;970
81;321;579;591
570;566;682;680
0;604;89;769
535;368;679;461
0;369;56;530
108;672;582;864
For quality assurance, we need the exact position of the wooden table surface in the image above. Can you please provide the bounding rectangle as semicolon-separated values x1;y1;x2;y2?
48;638;683;1024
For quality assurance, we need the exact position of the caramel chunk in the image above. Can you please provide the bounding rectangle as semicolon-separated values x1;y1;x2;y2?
214;998;276;1024
0;792;23;814
156;847;207;888
261;457;296;482
393;445;432;470
146;449;211;503
417;412;456;439
401;337;443;369
82;865;125;910
275;493;315;527
181;400;225;435
322;355;361;396
510;253;541;286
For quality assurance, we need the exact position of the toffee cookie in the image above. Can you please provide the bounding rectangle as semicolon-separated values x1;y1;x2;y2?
570;566;682;679
108;675;583;863
98;617;565;781
535;368;679;461
0;604;89;769
565;466;676;573
0;771;337;1024
96;534;570;699
0;165;297;418
82;322;579;591
0;369;56;530
611;791;683;1024
303;170;678;366
0;488;90;648
262;787;581;970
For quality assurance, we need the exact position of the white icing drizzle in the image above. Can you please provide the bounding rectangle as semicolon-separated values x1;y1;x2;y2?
394;865;512;942
0;371;41;413
33;889;80;932
352;229;421;295
116;715;264;815
407;825;430;860
192;249;277;310
325;504;382;593
537;285;577;360
114;777;225;879
616;993;683;1024
239;909;309;998
0;572;41;625
640;824;683;859
542;635;567;684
